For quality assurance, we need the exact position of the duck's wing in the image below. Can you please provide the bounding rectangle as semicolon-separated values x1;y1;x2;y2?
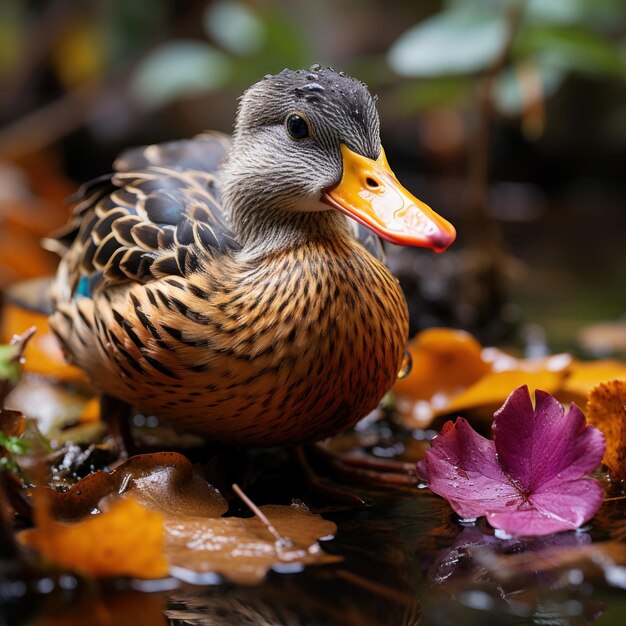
48;132;240;299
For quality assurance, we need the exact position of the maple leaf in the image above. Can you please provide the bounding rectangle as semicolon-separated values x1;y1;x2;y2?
416;386;606;536
587;379;626;482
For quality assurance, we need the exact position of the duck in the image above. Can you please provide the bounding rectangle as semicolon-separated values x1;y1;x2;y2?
47;66;455;447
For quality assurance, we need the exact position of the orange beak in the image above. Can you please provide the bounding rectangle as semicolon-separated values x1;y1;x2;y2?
322;144;456;252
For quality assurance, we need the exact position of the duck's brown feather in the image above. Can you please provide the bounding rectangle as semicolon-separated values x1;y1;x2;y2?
49;133;403;445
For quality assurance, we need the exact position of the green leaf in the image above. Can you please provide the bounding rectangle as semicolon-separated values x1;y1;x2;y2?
525;0;588;26
388;6;509;77
0;432;28;456
446;0;626;29
493;62;564;116
0;345;21;388
130;40;232;110
0;0;26;72
203;0;265;57
514;24;626;78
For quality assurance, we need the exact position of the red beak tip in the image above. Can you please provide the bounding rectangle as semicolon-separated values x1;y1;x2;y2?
430;231;456;253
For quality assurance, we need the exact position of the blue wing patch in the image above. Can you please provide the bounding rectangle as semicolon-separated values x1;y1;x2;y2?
75;275;93;298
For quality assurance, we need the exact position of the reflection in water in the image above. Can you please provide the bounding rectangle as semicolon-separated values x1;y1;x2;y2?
421;522;608;625
5;462;624;626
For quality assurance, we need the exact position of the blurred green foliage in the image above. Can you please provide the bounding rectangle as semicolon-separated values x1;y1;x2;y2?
388;0;626;116
1;0;624;127
131;0;310;109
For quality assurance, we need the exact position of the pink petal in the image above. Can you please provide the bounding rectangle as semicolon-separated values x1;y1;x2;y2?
417;418;519;519
418;387;607;536
487;478;605;536
492;386;606;492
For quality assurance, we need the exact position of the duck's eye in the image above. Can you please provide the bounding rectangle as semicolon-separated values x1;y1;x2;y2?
286;114;310;140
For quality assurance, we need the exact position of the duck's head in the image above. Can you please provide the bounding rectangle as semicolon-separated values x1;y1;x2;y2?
221;66;455;253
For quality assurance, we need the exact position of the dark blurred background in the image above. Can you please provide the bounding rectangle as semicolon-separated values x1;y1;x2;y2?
0;0;624;354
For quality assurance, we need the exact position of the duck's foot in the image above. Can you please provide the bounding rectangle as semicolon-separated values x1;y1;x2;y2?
99;395;135;460
292;446;365;506
305;443;419;488
294;443;419;505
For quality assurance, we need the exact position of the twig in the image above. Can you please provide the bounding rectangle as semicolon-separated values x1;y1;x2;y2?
466;0;527;233
0;81;101;160
231;482;288;546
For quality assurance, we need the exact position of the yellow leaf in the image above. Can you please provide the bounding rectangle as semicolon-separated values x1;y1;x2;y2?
19;497;168;579
439;369;567;417
587;380;626;482
51;19;103;87
563;360;626;403
79;396;100;423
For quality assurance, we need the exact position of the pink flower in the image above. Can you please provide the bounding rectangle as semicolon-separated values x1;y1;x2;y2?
416;386;606;536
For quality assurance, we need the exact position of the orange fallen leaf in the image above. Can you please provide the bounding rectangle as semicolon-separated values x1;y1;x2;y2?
78;396;100;422
0;296;90;386
394;328;625;429
394;328;571;427
19;496;168;579
393;328;490;400
587;380;626;482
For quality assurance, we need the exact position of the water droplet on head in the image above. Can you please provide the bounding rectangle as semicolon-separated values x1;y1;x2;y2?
397;349;413;380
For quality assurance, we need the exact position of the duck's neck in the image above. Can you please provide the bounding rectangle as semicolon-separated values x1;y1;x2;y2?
227;196;352;260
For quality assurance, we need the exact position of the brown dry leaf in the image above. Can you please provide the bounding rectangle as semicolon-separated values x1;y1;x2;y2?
587;380;626;481
33;452;338;584
19;496;168;578
0;408;25;437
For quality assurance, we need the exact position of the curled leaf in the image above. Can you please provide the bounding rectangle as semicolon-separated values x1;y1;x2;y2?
417;386;606;536
587;380;626;482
